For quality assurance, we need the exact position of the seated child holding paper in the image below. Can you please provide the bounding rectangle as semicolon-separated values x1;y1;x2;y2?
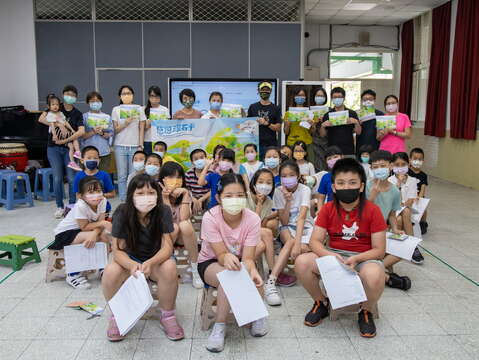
159;162;203;289
315;146;343;214
295;158;386;338
246;168;280;305
126;150;146;188
102;174;184;342
388;152;424;265
239;143;263;188
408;147;429;234
367;150;411;291
50;176;112;289
198;173;267;353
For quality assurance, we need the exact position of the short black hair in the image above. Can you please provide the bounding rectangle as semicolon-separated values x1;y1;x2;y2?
279;160;300;177
370;150;392;164
292;140;308;160
81;145;99;158
361;89;377;99
358;144;374;156
190;148;206;161
86;91;103;103
62;85;78;96
78;176;102;195
384;94;399;106
313;86;328;105
244;143;257;153
46;94;61;108
154;141;167;151
392;152;409;163
220;148;235;163
217;173;247;197
209;91;223;102
249;168;275;197
325;145;343;158
146;153;163;166
179;88;196;102
331;87;346;97
213;144;226;158
410;147;424;157
331;158;366;218
133;150;146;159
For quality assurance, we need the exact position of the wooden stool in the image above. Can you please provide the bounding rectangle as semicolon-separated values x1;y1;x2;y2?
319;280;379;321
0;235;41;271
45;249;66;282
200;285;235;331
174;246;191;283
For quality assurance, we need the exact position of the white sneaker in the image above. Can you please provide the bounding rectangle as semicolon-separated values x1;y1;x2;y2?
54;208;64;219
264;277;282;306
66;274;91;289
192;270;203;289
206;323;226;353
250;317;268;337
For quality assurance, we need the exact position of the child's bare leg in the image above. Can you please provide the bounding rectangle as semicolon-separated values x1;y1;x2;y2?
178;220;198;263
383;254;402;281
401;208;413;235
359;263;385;312
72;139;80;153
259;228;275;270
150;259;179;311
301;243;311;253
270;229;294;278
67;142;75;162
102;260;130;300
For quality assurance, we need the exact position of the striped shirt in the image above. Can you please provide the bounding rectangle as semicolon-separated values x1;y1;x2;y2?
185;168;210;199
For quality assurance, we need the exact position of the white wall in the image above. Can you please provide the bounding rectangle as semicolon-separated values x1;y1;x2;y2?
0;0;38;110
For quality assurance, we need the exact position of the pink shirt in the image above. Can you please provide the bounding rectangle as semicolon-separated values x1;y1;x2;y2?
198;206;261;262
379;112;412;154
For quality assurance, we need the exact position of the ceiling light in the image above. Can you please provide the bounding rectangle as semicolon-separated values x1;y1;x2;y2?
344;2;378;11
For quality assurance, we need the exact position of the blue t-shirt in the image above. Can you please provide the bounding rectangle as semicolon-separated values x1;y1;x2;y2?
318;172;333;202
73;170;114;194
273;175;281;188
205;172;222;208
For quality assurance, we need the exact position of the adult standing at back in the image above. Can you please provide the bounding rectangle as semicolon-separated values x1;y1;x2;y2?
311;86;329;171
38;85;85;218
111;85;146;202
320;87;361;156
247;81;281;160
172;88;202;120
377;95;412;154
356;89;384;155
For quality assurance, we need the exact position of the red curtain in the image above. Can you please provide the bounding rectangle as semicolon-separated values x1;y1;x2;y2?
424;2;451;137
399;20;414;116
450;0;479;139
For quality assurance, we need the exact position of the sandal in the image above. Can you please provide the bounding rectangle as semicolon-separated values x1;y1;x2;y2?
160;315;185;341
107;315;125;342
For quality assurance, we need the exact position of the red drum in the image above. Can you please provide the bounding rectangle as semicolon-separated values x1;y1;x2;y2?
0;143;28;171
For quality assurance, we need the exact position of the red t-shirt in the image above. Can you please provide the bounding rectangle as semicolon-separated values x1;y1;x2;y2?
315;200;387;253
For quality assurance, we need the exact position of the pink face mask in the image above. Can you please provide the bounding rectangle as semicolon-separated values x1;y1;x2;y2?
327;158;339;169
393;166;409;175
245;152;256;161
84;192;103;205
218;161;233;172
386;103;398;113
133;195;157;213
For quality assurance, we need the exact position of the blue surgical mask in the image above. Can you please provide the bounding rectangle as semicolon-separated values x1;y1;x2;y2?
373;167;390;180
361;156;370;164
332;97;344;107
210;101;221;110
264;157;279;169
85;160;99;170
145;164;160;176
194;159;206;169
63;95;76;105
315;96;326;105
153;151;164;158
294;96;306;105
133;161;145;172
89;101;102;111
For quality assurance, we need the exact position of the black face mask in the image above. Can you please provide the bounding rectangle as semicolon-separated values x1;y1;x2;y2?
334;188;361;204
260;92;270;100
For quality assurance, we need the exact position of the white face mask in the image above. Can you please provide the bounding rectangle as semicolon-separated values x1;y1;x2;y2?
221;197;247;215
362;100;374;107
411;160;423;168
255;183;272;196
133;195;157;213
84;192;103;206
386;103;398;113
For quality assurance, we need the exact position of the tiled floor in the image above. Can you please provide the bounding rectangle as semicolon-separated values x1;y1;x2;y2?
1;176;479;359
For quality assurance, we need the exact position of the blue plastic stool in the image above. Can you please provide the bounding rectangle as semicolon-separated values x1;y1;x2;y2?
0;172;34;210
34;168;55;201
0;170;16;201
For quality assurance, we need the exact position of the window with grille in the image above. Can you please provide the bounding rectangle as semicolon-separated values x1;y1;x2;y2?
251;0;300;22
35;0;91;20
193;0;248;21
95;0;189;21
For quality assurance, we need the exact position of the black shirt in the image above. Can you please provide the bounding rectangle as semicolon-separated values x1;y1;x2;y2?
356;109;384;154
47;106;84;147
112;204;174;262
247;101;281;146
322;108;359;155
408;169;428;193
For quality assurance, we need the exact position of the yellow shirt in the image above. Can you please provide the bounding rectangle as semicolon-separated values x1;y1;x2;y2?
162;154;177;164
286;115;312;146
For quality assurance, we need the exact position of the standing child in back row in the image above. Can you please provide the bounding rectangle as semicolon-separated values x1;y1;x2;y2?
408;147;429;234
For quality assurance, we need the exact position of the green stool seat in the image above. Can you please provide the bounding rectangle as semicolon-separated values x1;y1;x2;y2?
0;235;41;271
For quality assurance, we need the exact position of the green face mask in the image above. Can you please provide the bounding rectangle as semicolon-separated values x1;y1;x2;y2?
182;99;194;108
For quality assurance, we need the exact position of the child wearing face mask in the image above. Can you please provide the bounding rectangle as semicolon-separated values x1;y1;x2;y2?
239;143;264;188
263;147;282;187
292;140;315;176
126;151;146;188
316;146;344;214
280;145;292;159
82;91;113;172
198;148;236;209
357;144;374;181
408;148;429;234
50;176;112;289
158;162;202;288
144;153;163;182
246;169;280;304
268;160;316;294
143;86;170;155
388;152;424;265
202;91;223;119
295;158;387;338
366;150;412;291
102;174;184;342
185;149;211;214
198;173;267;352
153;141;176;164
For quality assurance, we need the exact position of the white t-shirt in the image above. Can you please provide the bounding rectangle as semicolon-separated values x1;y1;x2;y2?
273;183;314;227
239;161;264;181
298;162;315;176
388;175;418;203
54;198;107;235
143;105;170;142
112;105;146;146
362;163;374;182
201;110;220;119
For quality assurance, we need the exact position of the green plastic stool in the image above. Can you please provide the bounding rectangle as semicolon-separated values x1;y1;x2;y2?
0;235;41;271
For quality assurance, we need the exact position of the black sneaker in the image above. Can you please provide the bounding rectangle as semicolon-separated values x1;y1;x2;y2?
411;247;424;265
304;299;329;327
420;221;428;235
358;309;376;338
386;273;411;291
